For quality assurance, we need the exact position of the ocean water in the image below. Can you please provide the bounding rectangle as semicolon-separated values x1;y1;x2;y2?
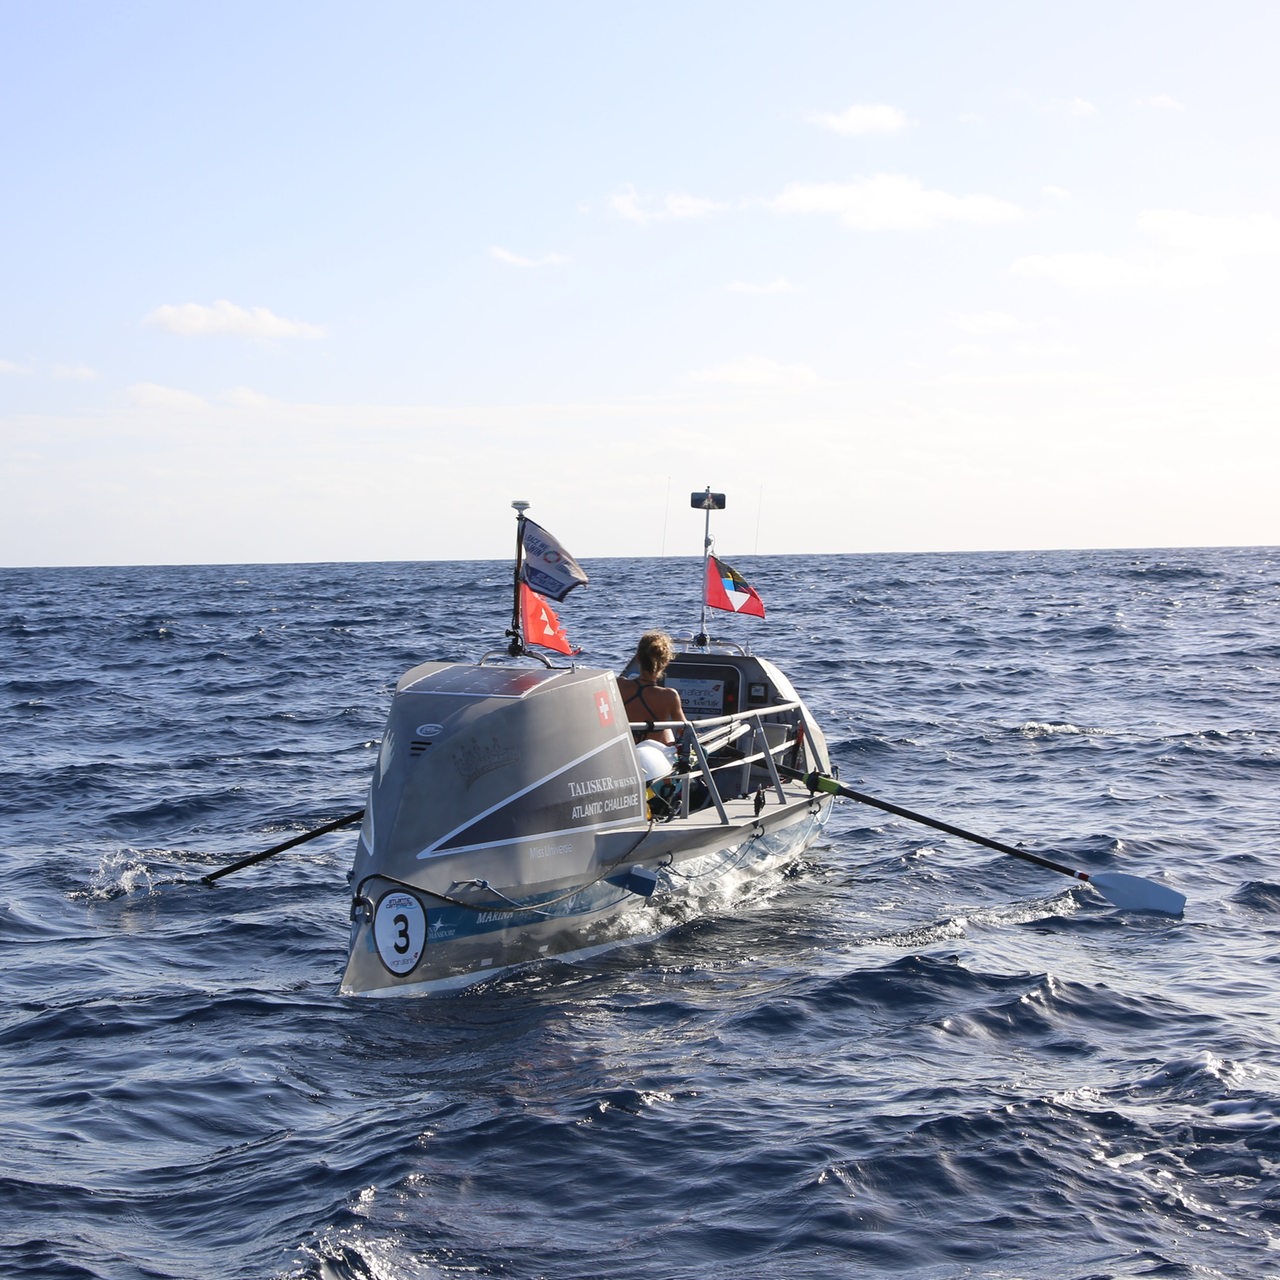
1;546;1278;1280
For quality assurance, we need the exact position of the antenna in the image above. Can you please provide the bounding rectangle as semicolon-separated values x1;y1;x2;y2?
691;486;726;646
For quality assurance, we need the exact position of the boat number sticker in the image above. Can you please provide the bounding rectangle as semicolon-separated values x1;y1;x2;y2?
373;890;426;976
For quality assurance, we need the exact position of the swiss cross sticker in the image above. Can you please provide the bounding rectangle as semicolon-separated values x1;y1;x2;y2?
596;693;612;725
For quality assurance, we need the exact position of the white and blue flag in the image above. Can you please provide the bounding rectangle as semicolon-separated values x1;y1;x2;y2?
520;518;588;602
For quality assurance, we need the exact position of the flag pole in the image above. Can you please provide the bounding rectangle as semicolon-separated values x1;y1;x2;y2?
509;499;531;656
695;485;717;647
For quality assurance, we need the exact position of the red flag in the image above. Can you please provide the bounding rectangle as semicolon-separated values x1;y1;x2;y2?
520;583;581;654
705;555;766;617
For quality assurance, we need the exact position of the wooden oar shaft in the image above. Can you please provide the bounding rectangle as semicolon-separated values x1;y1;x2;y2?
201;808;365;885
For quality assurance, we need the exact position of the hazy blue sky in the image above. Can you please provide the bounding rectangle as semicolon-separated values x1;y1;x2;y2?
2;1;1277;566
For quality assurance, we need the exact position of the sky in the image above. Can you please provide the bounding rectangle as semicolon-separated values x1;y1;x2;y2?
2;0;1278;567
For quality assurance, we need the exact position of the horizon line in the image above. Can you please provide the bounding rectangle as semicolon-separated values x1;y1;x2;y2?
2;542;1276;573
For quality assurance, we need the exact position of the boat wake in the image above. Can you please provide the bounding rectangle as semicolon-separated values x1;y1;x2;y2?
851;890;1079;954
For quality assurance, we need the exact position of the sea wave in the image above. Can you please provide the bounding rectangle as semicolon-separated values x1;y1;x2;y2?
2;547;1278;1280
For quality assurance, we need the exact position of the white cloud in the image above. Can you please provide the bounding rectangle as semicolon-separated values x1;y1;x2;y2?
1015;339;1078;360
1014;209;1280;293
1138;209;1280;256
490;246;569;268
728;277;794;294
1013;251;1144;291
951;310;1022;336
610;184;722;225
1047;97;1099;119
949;333;1077;363
1013;247;1225;291
2;359;95;379
809;103;908;135
1141;94;1184;111
771;174;1023;231
220;386;278;409
685;355;820;388
144;300;326;339
128;382;210;411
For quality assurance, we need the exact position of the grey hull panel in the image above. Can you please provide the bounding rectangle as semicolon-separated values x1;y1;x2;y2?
341;794;830;996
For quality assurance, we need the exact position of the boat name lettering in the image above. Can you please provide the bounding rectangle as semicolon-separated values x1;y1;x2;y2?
477;910;517;924
529;842;573;860
566;774;632;799
571;791;640;820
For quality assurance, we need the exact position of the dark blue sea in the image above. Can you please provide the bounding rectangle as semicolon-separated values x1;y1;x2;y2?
2;548;1278;1280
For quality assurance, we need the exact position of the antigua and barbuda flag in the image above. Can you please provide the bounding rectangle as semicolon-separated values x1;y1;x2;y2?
705;555;766;617
520;583;581;655
520;518;589;602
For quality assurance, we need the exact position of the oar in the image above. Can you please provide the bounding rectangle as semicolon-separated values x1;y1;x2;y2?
796;771;1185;916
200;809;365;886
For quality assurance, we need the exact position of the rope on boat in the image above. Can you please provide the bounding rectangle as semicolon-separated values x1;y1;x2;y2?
351;822;657;921
657;822;765;883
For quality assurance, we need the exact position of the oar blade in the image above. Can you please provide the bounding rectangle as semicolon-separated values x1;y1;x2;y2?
1088;871;1185;917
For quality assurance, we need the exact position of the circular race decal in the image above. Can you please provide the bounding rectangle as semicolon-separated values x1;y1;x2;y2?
373;890;427;976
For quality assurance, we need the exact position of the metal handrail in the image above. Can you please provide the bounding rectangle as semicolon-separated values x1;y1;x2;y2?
628;701;806;825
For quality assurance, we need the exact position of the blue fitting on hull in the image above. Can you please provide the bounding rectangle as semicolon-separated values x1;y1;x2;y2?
624;866;659;898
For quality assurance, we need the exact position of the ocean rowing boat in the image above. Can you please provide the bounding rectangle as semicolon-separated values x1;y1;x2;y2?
339;491;833;996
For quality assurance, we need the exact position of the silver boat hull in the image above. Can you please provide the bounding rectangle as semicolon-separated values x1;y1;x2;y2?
340;650;831;996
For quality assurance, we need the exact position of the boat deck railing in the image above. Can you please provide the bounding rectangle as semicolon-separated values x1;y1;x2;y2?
629;701;810;825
